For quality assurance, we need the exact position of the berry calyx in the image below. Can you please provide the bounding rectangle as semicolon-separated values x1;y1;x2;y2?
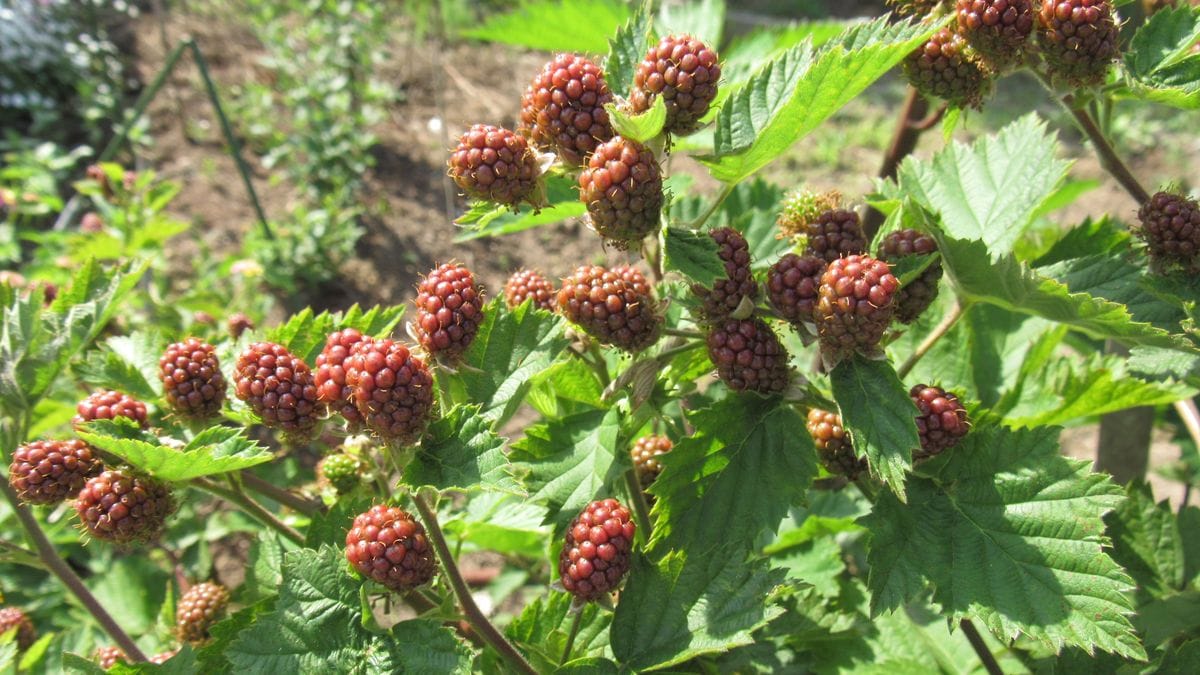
692;227;758;322
956;0;1035;70
414;263;484;361
1036;0;1120;87
877;229;943;324
519;54;615;166
705;318;792;394
578;135;664;250
504;269;556;311
631;435;672;489
766;253;825;327
176;581;230;645
9;439;103;505
159;338;227;420
73;390;148;430
910;384;969;460
904;28;993;109
344;338;435;444
558;498;636;601
345;504;436;592
318;452;364;495
807;409;867;479
234;342;321;436
1136;191;1200;272
630;34;721;135
0;607;35;651
449;124;540;207
75;469;175;544
315;328;368;426
815;255;901;365
556;265;663;352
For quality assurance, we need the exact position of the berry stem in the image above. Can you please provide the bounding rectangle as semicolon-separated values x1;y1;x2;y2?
239;472;324;517
580;342;611;387
192;478;305;546
689;183;735;231
560;608;585;665
623;469;654;543
412;491;538;675
959;618;1005;675
663;327;703;339
896;300;966;379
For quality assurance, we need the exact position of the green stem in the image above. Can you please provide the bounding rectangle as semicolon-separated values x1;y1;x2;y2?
896;301;966;380
623;469;654;544
240;472;323;517
412;492;537;675
663;328;703;339
560;609;585;665
689;183;735;230
192;478;304;546
960;618;1005;675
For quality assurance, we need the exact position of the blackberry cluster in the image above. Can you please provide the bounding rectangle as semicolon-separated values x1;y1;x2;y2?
227;312;254;339
801;209;868;264
556;265;662;352
706;318;792;394
956;0;1035;70
0;607;35;651
448;124;540;207
75;469;174;544
318;453;364;494
877;229;943;324
344;339;435;443
1036;0;1120;87
159;338;227;419
693;227;758;321
94;646;126;669
8;439;103;505
176;581;230;645
910;384;970;460
315;328;368;426
1136;191;1200;271
904;28;993;109
630;34;721;135
519;54;614;166
73;390;148;429
631;435;672;489
766;253;825;326
504;269;556;311
815;255;900;365
578;136;664;249
414;263;484;360
345;504;436;592
234;342;321;436
806;409;867;479
558;498;636;601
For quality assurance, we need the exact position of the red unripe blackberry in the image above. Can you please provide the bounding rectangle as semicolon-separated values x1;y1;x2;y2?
344;339;435;443
578;136;664;250
631;435;672;489
315;328;368;426
1036;0;1120;87
75;469;175;544
556;265;663;352
1137;191;1200;271
692;227;758;321
176;581;230;645
151;650;180;665
81;211;104;233
558;498;636;601
910;384;969;460
519;54;615;166
414;263;484;361
227;312;254;339
630;34;721;135
159;338;227;419
766;253;825;326
0;607;35;651
73;390;148;430
801;209;868;264
815;255;901;365
904;28;993;109
9;439;103;505
504;269;555;311
705;318;792;394
957;0;1035;70
877;229;943;324
345;504;436;592
806;409;867;479
448;124;540;207
234;342;321;436
94;646;126;669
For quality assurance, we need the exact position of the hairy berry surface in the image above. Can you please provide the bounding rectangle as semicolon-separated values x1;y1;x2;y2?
578;136;664;249
176;581;230;645
94;646;126;669
344;339;435;443
706;318;792;394
234;342;321;435
957;0;1035;69
1036;0;1120;87
767;253;825;326
630;34;721;134
815;255;900;364
159;338;226;419
414;263;484;360
449;124;540;206
519;54;614;165
801;209;868;264
631;435;672;489
73;390;148;429
315;328;368;426
9;439;103;505
0;607;35;651
1137;191;1200;271
693;227;758;321
911;384;970;459
345;504;436;592
807;409;867;479
904;28;993;109
319;453;364;494
559;498;636;601
75;469;174;544
556;265;662;352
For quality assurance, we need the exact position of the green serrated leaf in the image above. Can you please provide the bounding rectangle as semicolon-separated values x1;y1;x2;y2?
1041;254;1186;332
506;593;612;673
404;405;518;492
662;226;724;285
657;0;724;46
454;175;585;242
337;304;406;339
605;96;667;143
266;308;337;365
830;356;918;500
79;419;273;481
1106;482;1186;599
604;1;653;96
462;0;631;54
1033;216;1130;268
76;331;165;400
1124;5;1200;109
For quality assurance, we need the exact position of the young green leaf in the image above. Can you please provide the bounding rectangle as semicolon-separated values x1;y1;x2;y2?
336;304;406;339
604;1;654;96
505;593;612;673
75;331;165;401
404;405;518;493
1124;5;1200;109
454;175;585;242
266;308;336;365
462;0;631;54
830;356;919;500
605;95;667;143
657;0;724;46
662;226;724;286
1106;482;1187;599
78;419;273;481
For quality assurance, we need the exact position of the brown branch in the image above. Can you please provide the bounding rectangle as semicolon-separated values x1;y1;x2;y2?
864;87;932;240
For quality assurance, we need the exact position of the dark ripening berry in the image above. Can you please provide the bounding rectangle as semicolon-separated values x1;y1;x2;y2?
904;28;993;109
630;34;721;135
504;269;556;311
877;229;943;324
176;581;230;645
1036;0;1120;87
75;470;174;544
234;342;321;436
956;0;1035;70
631;435;672;489
559;498;636;601
159;338;227;419
94;646;126;669
0;607;36;651
9;439;103;505
706;318;792;394
807;409;867;479
767;253;825;327
227;312;254;339
449;124;540;207
910;384;970;460
318;453;363;494
556;265;663;352
345;504;436;592
692;227;758;322
815;255;901;365
802;209;868;264
73;390;148;430
1137;191;1200;271
578;136;664;250
315;328;368;426
415;263;484;360
519;54;615;166
344;339;435;443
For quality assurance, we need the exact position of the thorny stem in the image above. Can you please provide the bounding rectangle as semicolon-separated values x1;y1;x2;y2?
192;478;304;546
560;609;585;665
689;183;735;230
412;492;538;675
896;301;966;380
960;618;1005;675
240;472;323;517
623;468;654;544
